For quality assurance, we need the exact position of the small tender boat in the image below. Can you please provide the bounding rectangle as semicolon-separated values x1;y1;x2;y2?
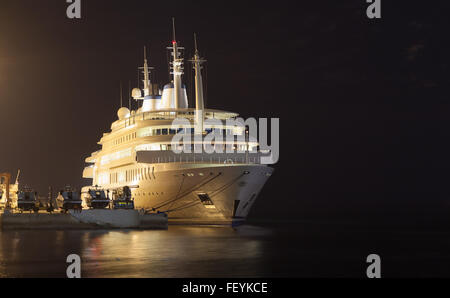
17;188;39;212
112;186;135;210
56;186;83;212
85;186;110;209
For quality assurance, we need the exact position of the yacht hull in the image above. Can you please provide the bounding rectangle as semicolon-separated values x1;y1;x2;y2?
123;164;273;225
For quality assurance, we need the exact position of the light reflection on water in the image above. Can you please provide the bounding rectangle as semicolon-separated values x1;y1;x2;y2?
3;222;450;277
0;225;274;278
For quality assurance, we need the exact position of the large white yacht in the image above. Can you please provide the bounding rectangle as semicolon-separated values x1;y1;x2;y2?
82;26;275;225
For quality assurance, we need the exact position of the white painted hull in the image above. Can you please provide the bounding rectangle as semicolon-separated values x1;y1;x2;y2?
134;164;273;225
86;163;273;225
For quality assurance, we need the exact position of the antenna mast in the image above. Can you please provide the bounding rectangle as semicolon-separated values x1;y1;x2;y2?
169;17;184;109
172;17;176;43
189;33;207;135
143;46;151;96
133;47;160;112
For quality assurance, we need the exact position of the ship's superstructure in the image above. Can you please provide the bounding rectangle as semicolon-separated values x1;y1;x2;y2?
82;22;274;225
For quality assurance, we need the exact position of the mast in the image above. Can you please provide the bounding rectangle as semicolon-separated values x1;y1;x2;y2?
190;33;206;135
170;18;183;109
15;169;20;185
143;46;150;97
132;47;159;111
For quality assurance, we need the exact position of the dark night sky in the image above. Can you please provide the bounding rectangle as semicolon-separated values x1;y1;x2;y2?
0;0;449;222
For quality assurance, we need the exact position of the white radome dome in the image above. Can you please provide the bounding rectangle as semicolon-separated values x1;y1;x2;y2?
132;88;142;99
117;107;130;120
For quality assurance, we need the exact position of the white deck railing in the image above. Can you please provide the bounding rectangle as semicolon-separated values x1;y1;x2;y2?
136;150;265;165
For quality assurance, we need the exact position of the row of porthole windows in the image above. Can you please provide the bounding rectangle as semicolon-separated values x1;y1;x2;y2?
105;167;155;185
184;172;207;177
114;132;137;146
140;128;193;137
107;168;211;186
141;144;247;152
126;166;155;182
141;127;239;137
135;191;164;196
110;172;119;184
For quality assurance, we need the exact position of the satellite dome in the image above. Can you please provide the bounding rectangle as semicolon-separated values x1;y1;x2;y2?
132;88;142;99
117;107;130;120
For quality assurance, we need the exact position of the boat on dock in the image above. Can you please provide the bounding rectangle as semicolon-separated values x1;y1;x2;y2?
112;186;135;210
17;188;39;213
56;186;83;212
84;186;111;209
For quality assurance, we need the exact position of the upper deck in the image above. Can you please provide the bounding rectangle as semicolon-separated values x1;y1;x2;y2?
84;107;247;164
110;108;238;132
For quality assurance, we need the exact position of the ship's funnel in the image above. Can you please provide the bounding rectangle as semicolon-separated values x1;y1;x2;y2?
161;83;188;109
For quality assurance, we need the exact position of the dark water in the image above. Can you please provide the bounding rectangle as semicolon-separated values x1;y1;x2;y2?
1;222;450;278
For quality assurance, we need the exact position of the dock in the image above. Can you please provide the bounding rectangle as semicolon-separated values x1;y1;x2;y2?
0;209;168;230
